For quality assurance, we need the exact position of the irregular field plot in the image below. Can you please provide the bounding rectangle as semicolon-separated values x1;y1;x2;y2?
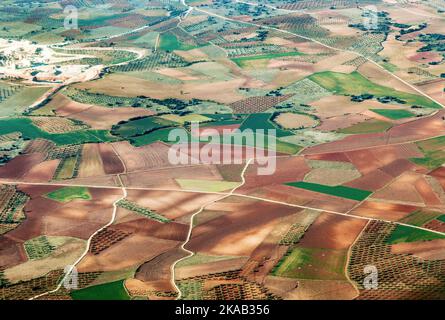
45;187;92;203
370;109;415;120
309;71;440;109
286;181;372;201
385;225;445;244
272;247;347;280
338;119;392;134
70;279;130;300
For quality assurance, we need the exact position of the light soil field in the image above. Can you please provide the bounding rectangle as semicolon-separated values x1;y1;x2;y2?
74;73;246;104
175;179;240;192
175;48;210;62
351;201;417;222
274;112;317;129
371;171;426;205
358;61;419;94
187;197;298;256
416;80;445;106
79;144;106;178
124;189;223;221
265;276;357;300
303;163;361;186
391;239;445;260
4;237;86;284
47;94;155;130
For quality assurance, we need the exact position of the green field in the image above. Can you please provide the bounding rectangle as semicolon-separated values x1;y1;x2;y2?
159;33;197;51
399;210;442;227
309;71;441;109
45;187;92;203
239;113;294;137
0;118;115;145
438;215;445;223
386;225;445;244
370;109;415;120
0;87;50;117
112;116;177;138
70;280;131;300
130;127;173;147
272;247;347;280
410;136;445;169
232;52;303;68
286;181;372;201
338;120;392;134
130;126;301;154
160;114;212;124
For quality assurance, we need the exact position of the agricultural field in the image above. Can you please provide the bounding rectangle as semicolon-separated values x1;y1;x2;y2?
45;187;92;203
0;0;444;303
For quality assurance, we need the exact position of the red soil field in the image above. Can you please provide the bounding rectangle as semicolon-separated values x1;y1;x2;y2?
350;201;418;221
371;172;424;205
305;152;351;162
121;165;223;189
78;233;179;273
391;239;445;260
112;141;179;173
379;158;417;178
186;198;297;256
22;159;60;182
0;237;27;269
98;143;124;174
114;218;189;242
124;189;223;220
53;94;154;130
0;153;46;180
298;212;367;250
345;169;394;191
238;156;310;192
408;51;442;64
302;110;445;155
413;177;441;206
10;186;122;241
344;149;381;175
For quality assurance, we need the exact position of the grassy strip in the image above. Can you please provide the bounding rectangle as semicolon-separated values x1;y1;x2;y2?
386;225;445;244
370;109;415;120
117;199;170;223
232;51;303;67
338;119;392;134
286;181;372;201
399;209;442;227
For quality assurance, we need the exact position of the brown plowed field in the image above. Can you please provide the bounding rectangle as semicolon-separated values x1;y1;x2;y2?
350;201;417;221
298;212;367;250
0;154;46;180
98;143;124;174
